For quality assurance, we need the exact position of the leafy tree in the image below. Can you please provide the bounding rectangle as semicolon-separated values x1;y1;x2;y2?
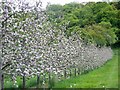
46;2;119;46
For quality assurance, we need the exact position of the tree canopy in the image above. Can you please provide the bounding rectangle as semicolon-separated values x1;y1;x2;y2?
46;1;120;46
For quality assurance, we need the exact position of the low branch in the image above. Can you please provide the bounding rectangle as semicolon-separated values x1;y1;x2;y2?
2;61;11;70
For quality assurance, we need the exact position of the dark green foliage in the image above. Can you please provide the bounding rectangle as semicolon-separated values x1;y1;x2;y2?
46;1;120;46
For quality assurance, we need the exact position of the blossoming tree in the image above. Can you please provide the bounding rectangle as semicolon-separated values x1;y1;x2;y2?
0;0;113;89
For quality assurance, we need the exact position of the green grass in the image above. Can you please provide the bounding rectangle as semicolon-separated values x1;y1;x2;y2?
4;75;38;88
53;49;118;88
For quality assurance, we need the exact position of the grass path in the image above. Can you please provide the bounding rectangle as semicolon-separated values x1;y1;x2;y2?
53;49;118;88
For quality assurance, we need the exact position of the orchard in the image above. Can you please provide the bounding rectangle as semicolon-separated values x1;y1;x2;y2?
0;0;113;89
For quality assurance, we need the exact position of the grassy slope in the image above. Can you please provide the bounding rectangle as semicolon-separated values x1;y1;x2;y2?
53;49;118;88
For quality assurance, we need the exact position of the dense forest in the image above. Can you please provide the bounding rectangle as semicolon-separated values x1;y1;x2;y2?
46;1;120;47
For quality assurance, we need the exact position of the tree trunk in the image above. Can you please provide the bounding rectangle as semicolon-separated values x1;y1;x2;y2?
64;69;66;79
48;72;51;84
37;75;40;88
0;35;2;90
0;73;1;90
78;68;80;75
23;73;25;89
70;69;72;77
75;68;76;76
0;74;4;90
1;74;4;90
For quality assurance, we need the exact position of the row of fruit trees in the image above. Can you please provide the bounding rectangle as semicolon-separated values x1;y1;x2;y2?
0;0;113;89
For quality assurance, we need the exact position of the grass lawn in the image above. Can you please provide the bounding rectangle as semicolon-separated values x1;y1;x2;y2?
53;48;119;88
